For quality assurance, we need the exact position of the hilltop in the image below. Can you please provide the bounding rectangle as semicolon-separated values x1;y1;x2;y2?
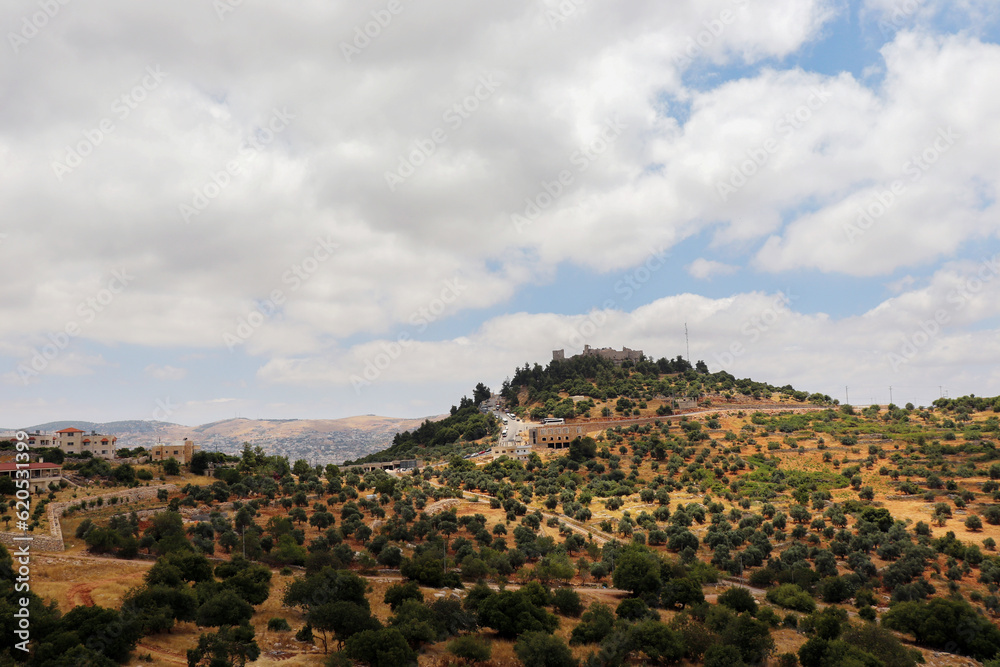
352;352;829;465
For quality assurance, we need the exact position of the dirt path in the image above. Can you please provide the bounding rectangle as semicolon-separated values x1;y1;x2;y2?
35;551;153;567
136;641;188;665
66;582;96;607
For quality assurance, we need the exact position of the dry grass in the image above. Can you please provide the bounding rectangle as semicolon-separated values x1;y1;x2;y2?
27;404;1000;666
31;553;151;613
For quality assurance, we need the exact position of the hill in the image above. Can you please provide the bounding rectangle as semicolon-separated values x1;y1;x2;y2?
13;350;1000;666
501;353;830;417
353;352;829;465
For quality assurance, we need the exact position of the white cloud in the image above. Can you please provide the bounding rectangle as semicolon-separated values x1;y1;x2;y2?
861;0;999;36
1;352;110;385
688;258;738;280
2;2;999;424
144;364;187;380
749;33;1000;275
256;257;1000;408
0;0;836;353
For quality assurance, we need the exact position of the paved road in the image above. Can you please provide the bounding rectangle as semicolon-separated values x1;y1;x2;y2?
491;408;531;447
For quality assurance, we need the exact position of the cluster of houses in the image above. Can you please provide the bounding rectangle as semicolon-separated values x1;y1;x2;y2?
1;427;201;493
20;427;120;459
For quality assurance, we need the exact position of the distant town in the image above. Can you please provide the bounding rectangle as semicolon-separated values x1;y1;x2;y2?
0;415;433;467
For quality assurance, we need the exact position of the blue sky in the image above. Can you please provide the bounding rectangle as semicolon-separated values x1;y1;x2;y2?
2;0;1000;427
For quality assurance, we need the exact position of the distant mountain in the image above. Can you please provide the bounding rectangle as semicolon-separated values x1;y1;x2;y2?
18;420;179;435
4;415;445;465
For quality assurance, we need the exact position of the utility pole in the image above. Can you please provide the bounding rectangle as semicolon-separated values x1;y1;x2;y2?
889;386;893;405
845;386;849;405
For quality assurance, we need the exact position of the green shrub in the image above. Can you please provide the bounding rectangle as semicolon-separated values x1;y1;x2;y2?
295;624;313;642
447;636;491;662
515;631;578;667
766;584;816;613
267;617;291;631
757;606;781;627
882;597;1000;661
344;628;417;667
718;587;758;615
570;603;615;645
775;653;799;667
552;588;583;617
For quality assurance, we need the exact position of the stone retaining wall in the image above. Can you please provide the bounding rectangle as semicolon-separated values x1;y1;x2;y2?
0;484;176;552
113;456;152;465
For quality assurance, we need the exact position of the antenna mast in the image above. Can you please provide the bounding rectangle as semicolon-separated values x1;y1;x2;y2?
685;323;690;365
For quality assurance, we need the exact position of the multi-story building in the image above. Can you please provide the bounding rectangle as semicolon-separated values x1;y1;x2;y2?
149;439;200;464
20;432;54;448
0;461;63;493
492;442;532;462
53;427;118;459
528;423;591;448
552;345;643;365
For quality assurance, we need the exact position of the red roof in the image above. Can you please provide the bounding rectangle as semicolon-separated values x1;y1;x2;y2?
0;462;61;472
56;427;84;433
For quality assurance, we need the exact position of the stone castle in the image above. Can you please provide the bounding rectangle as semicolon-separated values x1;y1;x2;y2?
552;345;643;366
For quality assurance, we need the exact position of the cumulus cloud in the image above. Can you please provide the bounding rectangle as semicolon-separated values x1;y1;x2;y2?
1;352;110;386
144;364;187;380
688;258;739;280
2;1;999;423
257;254;1000;408
0;0;836;354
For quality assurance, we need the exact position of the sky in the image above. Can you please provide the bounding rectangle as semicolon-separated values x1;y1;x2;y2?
2;0;1000;427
